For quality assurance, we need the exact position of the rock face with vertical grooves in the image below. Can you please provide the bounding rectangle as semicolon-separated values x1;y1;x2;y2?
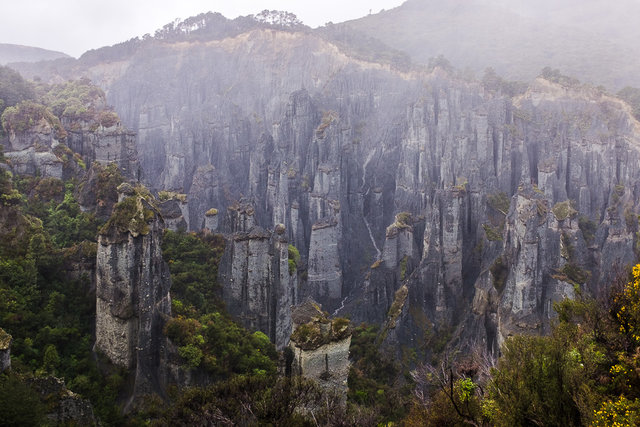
1;114;139;182
218;211;296;349
95;186;172;407
16;17;640;356
65;123;139;179
289;300;351;399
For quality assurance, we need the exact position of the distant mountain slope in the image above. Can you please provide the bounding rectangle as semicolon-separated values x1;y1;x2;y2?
344;0;640;90
0;43;70;65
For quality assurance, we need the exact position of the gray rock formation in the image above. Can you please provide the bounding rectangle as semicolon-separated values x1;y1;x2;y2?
157;195;189;231
16;19;640;357
3;117;64;178
1;112;139;183
65;123;139;180
0;327;11;372
306;217;342;308
203;208;219;232
218;222;296;349
95;186;172;407
288;301;351;399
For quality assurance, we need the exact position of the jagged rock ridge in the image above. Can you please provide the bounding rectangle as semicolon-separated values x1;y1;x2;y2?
14;16;640;358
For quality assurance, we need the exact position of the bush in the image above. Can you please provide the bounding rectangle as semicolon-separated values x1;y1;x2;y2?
1;100;66;140
553;200;577;221
288;244;300;275
483;223;503;241
100;195;154;236
0;373;46;426
98;110;119;127
178;344;203;368
487;191;510;215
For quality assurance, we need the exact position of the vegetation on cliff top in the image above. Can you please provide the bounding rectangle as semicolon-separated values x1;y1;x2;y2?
1;100;67;140
290;306;350;351
99;187;155;236
0;68;120;139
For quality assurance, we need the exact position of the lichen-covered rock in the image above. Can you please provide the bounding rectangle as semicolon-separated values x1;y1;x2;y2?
289;301;351;398
95;186;172;407
0;328;11;372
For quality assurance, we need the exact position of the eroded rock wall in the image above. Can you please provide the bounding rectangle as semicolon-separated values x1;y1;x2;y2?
22;24;640;356
95;191;172;406
218;221;296;349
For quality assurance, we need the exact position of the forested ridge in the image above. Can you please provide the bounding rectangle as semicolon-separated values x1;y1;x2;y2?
2;9;640;423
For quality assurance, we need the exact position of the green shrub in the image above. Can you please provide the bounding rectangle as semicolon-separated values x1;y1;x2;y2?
553;200;577;221
487;192;510;215
1;100;66;140
0;373;46;426
178;344;203;368
483;223;503;241
288;244;300;275
100;194;154;236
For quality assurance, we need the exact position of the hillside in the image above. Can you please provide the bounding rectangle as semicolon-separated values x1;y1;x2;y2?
3;9;640;425
344;0;640;90
0;43;70;65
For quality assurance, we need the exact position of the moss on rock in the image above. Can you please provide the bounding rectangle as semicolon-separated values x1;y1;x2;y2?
553;200;577;221
99;187;157;236
0;328;11;350
290;302;350;351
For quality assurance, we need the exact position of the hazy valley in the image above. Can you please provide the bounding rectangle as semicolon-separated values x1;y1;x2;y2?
2;2;640;425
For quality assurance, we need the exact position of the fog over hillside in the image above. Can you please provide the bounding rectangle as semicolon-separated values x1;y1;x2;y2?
3;3;640;425
0;43;70;65
346;0;640;89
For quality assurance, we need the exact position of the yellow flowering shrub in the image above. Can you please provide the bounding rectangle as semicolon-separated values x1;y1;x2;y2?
592;396;640;427
614;264;640;342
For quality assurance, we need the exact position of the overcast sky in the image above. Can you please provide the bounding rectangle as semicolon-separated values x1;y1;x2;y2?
0;0;406;58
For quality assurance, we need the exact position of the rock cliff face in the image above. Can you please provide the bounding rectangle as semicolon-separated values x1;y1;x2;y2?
95;186;172;406
65;122;139;180
288;301;351;398
218;207;296;349
2;117;65;179
0;327;11;372
1;117;138;182
19;19;640;356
